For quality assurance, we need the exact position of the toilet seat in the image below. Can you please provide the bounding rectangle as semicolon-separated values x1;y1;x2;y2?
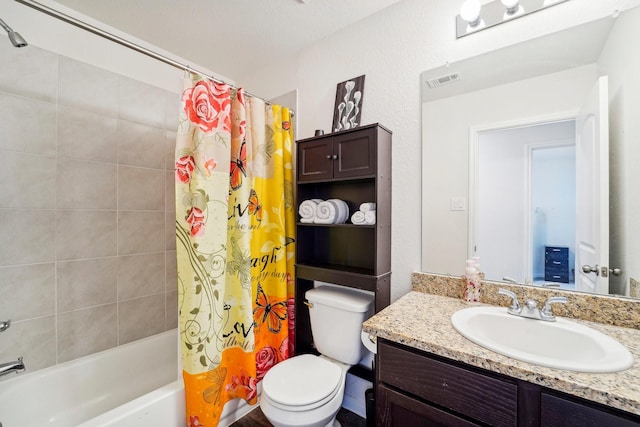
262;354;342;411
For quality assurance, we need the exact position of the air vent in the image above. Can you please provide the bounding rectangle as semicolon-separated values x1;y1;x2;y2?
426;73;460;88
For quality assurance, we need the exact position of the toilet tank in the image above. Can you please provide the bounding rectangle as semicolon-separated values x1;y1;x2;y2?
305;286;374;365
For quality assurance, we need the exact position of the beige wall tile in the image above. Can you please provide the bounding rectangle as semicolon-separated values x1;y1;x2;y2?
0;92;56;155
0;151;56;209
56;210;117;260
117;211;165;255
117;253;165;300
165;290;179;330
57;158;117;210
57;257;118;312
118;294;166;345
165;250;177;293
118;119;165;169
0;210;55;266
57;106;118;163
118;166;165;211
166;211;177;251
57;304;118;363
0;263;55;321
58;57;119;117
118;76;166;128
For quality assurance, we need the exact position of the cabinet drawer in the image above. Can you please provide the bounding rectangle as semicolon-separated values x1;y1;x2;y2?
378;342;517;427
541;392;640;427
377;384;481;427
545;247;568;261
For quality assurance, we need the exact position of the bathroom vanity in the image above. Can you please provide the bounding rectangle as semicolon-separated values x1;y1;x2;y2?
364;285;640;426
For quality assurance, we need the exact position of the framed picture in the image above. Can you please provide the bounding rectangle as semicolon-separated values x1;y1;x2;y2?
332;75;365;132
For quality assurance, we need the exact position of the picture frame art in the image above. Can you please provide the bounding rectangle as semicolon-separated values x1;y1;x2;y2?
332;75;365;132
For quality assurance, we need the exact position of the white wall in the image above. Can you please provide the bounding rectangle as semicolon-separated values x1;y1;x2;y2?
531;145;576;282
598;6;640;295
238;0;640;301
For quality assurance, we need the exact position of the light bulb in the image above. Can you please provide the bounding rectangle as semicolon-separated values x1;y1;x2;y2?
460;0;482;26
501;0;520;14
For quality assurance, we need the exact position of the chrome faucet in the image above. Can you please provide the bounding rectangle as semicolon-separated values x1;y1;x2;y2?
498;288;567;322
0;357;25;377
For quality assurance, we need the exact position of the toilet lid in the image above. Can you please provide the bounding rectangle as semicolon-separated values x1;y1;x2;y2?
262;354;342;407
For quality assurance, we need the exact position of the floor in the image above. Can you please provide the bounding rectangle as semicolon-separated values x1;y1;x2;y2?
230;406;367;427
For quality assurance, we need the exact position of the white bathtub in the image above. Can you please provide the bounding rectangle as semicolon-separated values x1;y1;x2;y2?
0;328;257;427
0;329;183;427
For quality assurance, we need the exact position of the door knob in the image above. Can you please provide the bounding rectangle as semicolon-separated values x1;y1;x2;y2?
0;319;10;332
581;264;600;275
609;268;622;277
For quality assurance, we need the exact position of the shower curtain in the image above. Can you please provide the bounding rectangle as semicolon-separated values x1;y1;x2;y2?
175;74;295;426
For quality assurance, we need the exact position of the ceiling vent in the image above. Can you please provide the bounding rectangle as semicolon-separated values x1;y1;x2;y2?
426;73;460;88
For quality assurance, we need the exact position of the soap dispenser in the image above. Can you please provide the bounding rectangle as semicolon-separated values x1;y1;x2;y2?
464;260;481;302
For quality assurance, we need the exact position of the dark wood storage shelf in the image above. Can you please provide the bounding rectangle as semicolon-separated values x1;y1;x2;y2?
294;124;392;360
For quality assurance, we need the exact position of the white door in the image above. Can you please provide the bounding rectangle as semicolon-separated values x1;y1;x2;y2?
575;76;609;294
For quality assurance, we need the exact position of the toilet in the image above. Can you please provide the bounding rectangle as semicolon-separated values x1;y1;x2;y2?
260;286;374;427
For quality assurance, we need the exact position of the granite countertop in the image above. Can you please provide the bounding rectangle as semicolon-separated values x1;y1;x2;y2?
362;291;640;416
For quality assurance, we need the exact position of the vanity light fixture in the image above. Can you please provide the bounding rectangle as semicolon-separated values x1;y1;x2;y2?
456;0;570;38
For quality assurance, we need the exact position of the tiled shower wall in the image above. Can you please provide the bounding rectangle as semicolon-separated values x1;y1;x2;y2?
0;40;180;375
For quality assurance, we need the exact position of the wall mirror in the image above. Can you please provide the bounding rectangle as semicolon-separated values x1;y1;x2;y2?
421;6;639;298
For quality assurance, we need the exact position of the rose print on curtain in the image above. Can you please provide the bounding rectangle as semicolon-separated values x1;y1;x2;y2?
175;73;295;426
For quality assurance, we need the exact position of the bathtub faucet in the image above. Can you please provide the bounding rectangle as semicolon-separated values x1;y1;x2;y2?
0;357;25;377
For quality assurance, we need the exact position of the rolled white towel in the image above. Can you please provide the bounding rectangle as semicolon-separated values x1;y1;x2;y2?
298;199;323;222
364;210;376;225
315;200;339;224
328;199;349;224
351;211;366;225
316;199;349;224
359;202;377;212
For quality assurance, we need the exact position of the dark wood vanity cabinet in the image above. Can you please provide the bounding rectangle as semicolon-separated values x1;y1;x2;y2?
294;124;392;355
376;339;640;427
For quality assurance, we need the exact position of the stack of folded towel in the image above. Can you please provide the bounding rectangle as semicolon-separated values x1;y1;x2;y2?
350;202;376;225
298;199;350;224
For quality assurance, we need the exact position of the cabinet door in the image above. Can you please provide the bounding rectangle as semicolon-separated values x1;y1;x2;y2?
377;384;480;427
298;137;333;181
334;127;377;178
541;392;640;427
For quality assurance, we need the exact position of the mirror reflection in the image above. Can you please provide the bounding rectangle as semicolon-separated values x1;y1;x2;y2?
421;6;640;298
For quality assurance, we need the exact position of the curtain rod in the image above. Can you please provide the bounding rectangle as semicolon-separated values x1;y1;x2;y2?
14;0;290;113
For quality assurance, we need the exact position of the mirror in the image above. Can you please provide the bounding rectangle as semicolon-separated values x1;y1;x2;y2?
421;6;640;298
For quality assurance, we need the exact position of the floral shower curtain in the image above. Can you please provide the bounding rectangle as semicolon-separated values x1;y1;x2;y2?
175;74;295;426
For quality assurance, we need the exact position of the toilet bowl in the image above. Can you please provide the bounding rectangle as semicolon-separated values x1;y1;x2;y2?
259;286;374;427
260;354;349;427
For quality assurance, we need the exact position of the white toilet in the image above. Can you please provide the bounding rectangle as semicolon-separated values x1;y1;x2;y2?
260;285;374;427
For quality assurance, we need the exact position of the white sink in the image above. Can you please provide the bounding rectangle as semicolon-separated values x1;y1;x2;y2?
450;306;634;373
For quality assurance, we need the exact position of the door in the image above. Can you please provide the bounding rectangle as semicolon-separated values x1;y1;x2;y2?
334;127;377;178
297;137;333;181
575;76;609;294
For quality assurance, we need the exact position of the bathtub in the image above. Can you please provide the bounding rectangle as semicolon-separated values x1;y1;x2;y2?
0;329;182;427
0;328;257;427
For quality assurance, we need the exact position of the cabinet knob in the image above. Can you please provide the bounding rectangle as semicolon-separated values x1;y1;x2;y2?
326;155;332;159
332;154;338;160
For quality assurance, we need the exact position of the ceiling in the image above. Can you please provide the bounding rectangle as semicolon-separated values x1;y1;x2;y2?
52;0;403;80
